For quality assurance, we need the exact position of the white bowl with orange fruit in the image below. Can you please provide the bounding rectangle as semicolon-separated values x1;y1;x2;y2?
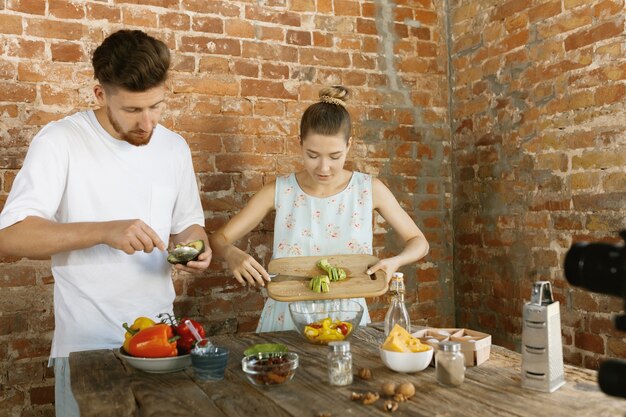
379;324;433;373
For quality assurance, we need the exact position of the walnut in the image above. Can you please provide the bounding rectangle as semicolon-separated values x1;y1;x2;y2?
380;381;396;397
395;382;416;399
350;392;364;401
383;400;399;412
357;367;372;380
362;392;380;405
393;393;407;402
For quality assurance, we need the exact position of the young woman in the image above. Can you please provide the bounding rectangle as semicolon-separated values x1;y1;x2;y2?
209;86;429;332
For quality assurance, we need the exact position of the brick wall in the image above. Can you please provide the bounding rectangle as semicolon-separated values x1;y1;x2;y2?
0;0;451;415
450;0;626;369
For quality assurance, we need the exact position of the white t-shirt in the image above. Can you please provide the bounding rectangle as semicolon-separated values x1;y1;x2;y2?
0;110;205;358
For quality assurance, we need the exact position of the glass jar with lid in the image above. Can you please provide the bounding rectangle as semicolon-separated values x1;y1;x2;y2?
327;341;353;386
435;341;465;387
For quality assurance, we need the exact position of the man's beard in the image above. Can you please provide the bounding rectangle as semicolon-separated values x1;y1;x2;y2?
106;107;153;146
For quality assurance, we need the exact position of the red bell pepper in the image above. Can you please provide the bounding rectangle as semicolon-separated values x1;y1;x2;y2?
127;324;179;358
157;313;206;354
175;318;206;354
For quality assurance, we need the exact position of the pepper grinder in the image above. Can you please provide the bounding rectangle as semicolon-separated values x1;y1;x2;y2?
521;281;565;393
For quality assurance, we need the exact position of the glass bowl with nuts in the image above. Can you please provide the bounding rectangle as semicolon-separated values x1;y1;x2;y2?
241;352;299;386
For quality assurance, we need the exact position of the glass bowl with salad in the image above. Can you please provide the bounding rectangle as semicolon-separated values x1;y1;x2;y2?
288;300;364;345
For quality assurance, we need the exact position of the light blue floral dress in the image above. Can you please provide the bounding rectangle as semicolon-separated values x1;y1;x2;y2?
256;171;373;332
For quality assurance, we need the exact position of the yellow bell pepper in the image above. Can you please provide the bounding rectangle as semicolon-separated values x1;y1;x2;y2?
122;316;156;352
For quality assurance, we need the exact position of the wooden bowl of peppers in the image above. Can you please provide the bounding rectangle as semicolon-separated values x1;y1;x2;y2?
118;314;206;373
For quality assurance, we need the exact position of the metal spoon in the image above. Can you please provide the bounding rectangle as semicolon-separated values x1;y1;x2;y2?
186;320;213;352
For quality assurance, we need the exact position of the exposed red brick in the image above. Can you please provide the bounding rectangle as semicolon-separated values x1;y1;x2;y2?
183;0;240;15
254;100;285;117
414;9;437;24
29;385;55;405
198;56;230;74
536;8;591;39
595;83;626;106
245;5;300;26
575;332;605;354
261;63;289;80
215;154;277;173
491;0;532;22
86;3;121;22
313;31;333;47
286;29;312;46
529;0;561;23
201;174;232;192
242;42;297;62
505;13;528;33
0;14;23;34
255;25;283;41
25;18;86;40
7;39;45;59
241;79;297;100
594;0;623;18
161;12;191;31
180;36;241;56
49;0;85;19
573;192;626;211
192;16;223;33
0;83;36;103
122;7;158;27
335;0;360;16
8;0;45;15
300;49;351;67
565;20;623;51
172;76;238;96
292;0;315;11
225;19;254;38
356;17;377;35
51;42;84;62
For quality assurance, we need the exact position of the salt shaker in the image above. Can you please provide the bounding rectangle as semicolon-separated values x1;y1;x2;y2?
327;341;353;386
436;341;465;387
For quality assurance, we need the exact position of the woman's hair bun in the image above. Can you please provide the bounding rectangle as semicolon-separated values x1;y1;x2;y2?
319;86;349;107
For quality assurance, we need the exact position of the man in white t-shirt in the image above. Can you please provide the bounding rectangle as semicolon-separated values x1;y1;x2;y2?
0;30;212;416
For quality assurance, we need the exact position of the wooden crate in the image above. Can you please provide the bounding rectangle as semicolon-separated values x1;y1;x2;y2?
413;328;491;367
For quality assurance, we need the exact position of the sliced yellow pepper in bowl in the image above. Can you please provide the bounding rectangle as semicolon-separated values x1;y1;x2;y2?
304;317;353;344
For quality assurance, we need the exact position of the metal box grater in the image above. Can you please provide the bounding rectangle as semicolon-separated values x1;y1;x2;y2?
521;281;565;393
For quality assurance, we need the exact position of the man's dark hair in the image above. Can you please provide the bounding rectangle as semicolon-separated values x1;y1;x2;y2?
92;30;170;91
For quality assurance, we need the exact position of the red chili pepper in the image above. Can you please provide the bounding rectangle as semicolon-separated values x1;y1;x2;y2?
175;318;206;354
127;324;179;358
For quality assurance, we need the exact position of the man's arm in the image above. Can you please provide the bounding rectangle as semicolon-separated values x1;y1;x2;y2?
0;216;166;259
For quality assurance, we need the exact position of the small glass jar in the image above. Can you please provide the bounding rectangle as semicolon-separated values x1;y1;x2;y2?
435;341;465;387
327;341;353;386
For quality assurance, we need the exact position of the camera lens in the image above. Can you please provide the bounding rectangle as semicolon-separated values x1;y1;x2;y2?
564;241;625;298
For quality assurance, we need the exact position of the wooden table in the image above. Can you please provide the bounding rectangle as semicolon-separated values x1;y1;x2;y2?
70;326;626;416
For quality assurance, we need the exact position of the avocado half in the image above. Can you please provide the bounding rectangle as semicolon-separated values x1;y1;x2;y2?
167;240;205;265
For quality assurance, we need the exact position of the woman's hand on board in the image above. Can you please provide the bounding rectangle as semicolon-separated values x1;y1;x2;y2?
224;245;271;287
366;257;403;283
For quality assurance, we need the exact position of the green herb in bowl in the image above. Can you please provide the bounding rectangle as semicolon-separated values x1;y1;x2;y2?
243;343;288;357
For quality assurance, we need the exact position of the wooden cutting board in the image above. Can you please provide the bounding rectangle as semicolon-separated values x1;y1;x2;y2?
266;254;388;302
